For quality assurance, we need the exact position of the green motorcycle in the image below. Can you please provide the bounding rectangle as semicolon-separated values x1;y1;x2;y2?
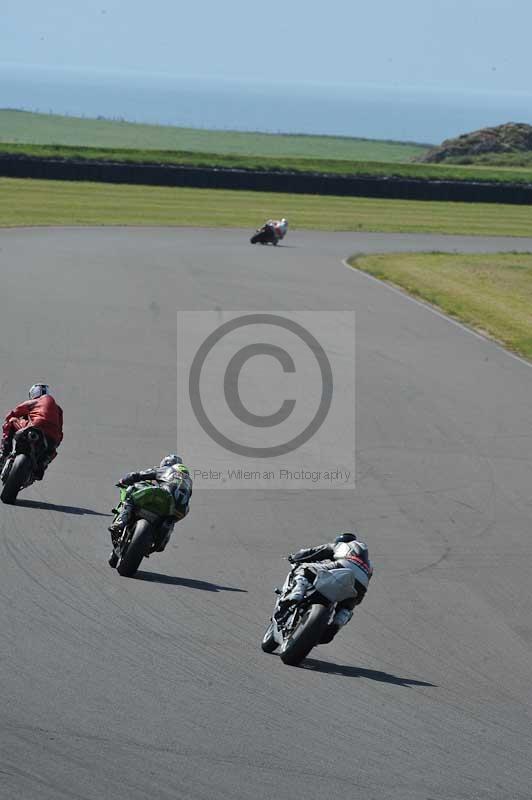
109;481;178;577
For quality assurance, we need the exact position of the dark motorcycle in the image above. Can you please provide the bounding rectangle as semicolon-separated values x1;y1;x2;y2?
0;427;49;504
261;564;357;666
109;481;177;577
250;223;279;245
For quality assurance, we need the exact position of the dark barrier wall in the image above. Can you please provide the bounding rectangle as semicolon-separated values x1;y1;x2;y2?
1;156;532;204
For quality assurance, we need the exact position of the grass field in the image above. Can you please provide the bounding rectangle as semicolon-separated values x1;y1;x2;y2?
440;152;532;168
0;110;428;162
349;252;532;359
4;112;532;184
5;142;532;185
2;177;532;237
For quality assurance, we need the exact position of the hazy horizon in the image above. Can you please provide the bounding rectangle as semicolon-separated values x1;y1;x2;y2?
3;64;532;145
4;0;532;142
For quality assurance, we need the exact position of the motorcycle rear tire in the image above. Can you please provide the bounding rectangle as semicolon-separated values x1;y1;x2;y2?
280;604;329;666
117;519;154;577
1;454;31;505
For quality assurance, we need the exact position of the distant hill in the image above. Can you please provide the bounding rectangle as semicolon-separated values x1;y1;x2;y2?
419;123;532;166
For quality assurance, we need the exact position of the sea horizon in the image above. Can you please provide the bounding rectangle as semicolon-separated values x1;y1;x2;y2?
3;63;532;144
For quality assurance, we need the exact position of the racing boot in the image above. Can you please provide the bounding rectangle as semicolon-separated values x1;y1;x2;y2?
154;519;174;552
35;448;57;481
0;436;11;472
333;608;353;627
108;507;130;569
108;502;132;537
287;574;311;603
319;608;353;645
34;461;46;481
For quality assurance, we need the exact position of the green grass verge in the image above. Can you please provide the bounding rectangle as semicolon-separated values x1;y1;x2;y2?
349;252;532;359
0;110;428;162
2;178;532;236
5;111;532;183
4;141;532;184
438;152;532;168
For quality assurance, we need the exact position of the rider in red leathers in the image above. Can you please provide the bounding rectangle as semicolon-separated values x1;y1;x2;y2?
0;384;63;478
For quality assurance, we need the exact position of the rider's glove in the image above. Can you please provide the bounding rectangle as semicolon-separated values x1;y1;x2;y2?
287;554;296;564
121;472;140;485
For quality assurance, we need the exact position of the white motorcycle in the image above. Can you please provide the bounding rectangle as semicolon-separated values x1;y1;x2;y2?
261;563;357;666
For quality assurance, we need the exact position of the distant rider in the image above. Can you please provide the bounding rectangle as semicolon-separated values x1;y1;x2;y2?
0;383;63;479
108;454;192;541
282;532;373;637
265;217;288;242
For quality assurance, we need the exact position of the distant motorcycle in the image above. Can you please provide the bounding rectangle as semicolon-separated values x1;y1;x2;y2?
250;223;280;245
0;427;49;504
262;563;356;665
109;481;178;577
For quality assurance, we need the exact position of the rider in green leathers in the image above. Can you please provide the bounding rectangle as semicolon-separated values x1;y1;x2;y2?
108;454;192;565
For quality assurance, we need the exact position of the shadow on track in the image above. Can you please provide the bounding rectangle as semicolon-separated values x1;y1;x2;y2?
135;570;247;593
17;499;111;516
302;657;437;687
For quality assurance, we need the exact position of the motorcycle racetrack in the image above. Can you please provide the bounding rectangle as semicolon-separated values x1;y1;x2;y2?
1;227;532;800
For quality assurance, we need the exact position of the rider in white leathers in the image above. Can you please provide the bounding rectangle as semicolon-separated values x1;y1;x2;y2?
283;532;373;633
265;218;288;242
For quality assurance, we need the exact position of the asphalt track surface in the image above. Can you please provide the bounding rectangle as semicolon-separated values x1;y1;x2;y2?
1;227;532;800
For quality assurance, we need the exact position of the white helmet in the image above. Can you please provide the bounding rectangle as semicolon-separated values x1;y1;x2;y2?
29;383;50;399
160;454;183;468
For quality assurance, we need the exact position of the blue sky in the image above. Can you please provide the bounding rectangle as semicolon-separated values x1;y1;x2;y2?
2;0;530;94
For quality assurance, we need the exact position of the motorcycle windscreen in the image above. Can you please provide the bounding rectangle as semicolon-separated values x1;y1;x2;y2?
313;568;357;603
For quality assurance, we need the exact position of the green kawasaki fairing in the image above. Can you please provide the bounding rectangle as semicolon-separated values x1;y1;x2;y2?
119;481;176;520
